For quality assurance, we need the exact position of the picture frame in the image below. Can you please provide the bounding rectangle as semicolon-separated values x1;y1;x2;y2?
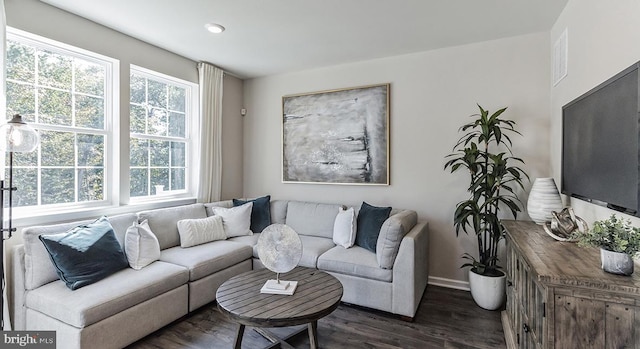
282;83;390;185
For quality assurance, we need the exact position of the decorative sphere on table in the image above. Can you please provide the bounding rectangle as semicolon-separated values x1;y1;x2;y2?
257;224;302;273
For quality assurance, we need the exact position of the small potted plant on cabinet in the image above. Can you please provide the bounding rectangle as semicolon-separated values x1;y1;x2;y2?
444;105;528;310
573;214;640;276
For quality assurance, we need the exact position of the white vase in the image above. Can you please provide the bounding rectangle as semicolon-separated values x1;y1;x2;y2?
527;177;563;225
468;269;506;310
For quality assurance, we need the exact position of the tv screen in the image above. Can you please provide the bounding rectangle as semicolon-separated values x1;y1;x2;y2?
562;62;640;216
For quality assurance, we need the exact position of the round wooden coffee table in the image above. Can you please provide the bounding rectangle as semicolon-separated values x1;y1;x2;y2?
216;266;343;349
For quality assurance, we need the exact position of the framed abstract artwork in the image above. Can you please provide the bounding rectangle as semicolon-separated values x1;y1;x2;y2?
282;84;390;185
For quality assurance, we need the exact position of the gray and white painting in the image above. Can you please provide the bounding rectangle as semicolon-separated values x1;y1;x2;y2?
282;84;389;184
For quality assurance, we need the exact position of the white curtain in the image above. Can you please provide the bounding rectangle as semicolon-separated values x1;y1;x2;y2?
196;62;224;203
1;0;10;331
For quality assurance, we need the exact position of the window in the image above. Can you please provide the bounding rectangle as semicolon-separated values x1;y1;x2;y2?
6;29;116;209
129;67;196;199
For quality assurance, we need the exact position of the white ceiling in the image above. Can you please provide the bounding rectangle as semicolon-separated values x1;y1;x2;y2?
39;0;568;79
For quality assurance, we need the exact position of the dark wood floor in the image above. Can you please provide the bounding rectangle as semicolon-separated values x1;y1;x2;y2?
127;286;506;349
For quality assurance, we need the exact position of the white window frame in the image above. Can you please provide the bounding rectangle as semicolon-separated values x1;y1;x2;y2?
127;65;199;204
7;27;120;220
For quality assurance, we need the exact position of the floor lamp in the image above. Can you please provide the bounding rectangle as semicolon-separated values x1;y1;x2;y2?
0;114;39;330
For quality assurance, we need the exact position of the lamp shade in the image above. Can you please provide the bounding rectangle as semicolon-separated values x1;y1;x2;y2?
0;114;39;153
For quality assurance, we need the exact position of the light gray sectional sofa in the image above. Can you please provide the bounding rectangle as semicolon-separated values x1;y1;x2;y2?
11;199;429;349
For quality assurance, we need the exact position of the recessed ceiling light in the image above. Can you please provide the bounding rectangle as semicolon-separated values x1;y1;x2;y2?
205;23;225;34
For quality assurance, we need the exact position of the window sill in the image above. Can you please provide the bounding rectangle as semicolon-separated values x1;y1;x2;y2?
11;197;198;229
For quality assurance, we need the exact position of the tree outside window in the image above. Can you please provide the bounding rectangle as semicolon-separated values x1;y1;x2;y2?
129;69;188;198
6;34;110;207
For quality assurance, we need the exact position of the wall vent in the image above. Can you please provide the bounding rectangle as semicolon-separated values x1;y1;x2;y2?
553;28;568;86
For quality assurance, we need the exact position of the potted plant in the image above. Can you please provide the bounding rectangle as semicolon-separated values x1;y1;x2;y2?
444;105;528;310
572;214;640;276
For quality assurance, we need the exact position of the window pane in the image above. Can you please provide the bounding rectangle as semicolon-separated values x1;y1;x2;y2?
150;140;169;167
38;49;72;90
130;138;148;167
150;168;169;193
12;168;38;207
130;168;148;197
74;60;104;96
171;168;185;191
7;82;35;122
168;112;185;137
147;80;166;108
38;87;72;125
130;104;146;133
41;168;74;204
7;41;34;83
148;107;167;136
12;151;37;167
78;134;104;167
171;142;185;167
78;168;104;202
169;85;185;112
130;74;146;104
41;130;74;166
75;95;104;129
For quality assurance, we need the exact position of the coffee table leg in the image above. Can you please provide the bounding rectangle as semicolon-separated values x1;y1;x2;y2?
308;321;318;349
234;324;245;349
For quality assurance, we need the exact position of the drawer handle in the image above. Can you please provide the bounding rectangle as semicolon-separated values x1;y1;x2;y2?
523;324;530;333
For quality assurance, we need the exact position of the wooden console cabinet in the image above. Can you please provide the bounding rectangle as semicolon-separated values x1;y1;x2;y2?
502;220;640;349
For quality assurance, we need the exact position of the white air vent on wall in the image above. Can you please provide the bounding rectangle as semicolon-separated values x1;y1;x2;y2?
553;28;568;86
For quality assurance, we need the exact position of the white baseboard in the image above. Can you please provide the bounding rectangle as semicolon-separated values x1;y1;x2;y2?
428;276;470;291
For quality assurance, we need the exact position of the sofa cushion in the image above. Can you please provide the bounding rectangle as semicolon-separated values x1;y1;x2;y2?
377;210;418;269
39;217;129;290
228;234;261;257
177;215;226;247
159;241;252;281
25;261;189;328
233;195;272;234
138;203;207;250
298;235;336;268
22;213;137;291
333;206;357;248
355;202;392;253
318;246;392;282
270;200;289;224
285;201;341;239
125;219;161;270
204;200;234;216
211;203;253;237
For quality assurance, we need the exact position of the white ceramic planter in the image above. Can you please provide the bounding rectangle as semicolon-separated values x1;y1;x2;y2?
468;269;506;310
600;248;634;276
527;177;563;225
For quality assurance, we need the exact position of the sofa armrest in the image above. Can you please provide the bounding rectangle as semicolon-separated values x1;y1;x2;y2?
11;245;26;330
391;221;429;318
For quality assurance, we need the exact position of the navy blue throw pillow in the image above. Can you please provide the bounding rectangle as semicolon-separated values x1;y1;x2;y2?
355;202;392;253
233;195;271;234
39;216;129;290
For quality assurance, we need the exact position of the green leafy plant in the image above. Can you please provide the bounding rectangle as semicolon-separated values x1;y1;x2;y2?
573;214;640;256
444;105;529;276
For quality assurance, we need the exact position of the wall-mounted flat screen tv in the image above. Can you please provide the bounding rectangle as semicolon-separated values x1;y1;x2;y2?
562;61;640;216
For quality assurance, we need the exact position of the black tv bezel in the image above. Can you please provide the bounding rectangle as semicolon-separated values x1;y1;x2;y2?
560;61;640;217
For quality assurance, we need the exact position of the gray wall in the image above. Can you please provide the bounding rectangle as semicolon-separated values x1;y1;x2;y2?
243;32;552;285
550;0;640;226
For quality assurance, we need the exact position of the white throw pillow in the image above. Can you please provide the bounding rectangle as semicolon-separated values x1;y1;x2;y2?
212;202;253;237
333;206;357;248
125;220;161;270
177;215;226;248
